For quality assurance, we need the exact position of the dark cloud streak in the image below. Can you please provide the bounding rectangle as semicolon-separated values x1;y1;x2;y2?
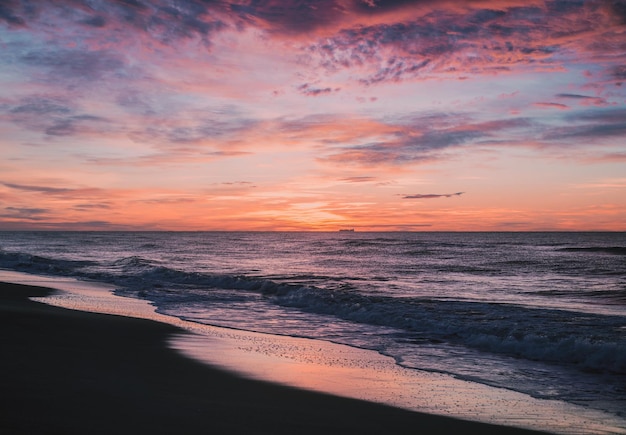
403;192;464;199
557;93;598;99
297;83;339;96
1;207;50;221
2;182;72;194
340;176;376;183
1;182;106;201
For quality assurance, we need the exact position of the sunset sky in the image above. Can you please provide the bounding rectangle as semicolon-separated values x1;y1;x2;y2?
1;0;625;231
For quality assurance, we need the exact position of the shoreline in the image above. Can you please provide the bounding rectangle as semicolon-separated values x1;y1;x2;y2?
0;280;550;435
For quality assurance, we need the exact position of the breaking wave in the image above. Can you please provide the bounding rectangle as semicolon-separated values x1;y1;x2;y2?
1;249;624;374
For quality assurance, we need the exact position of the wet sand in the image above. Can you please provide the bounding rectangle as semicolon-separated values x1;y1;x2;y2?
0;281;550;434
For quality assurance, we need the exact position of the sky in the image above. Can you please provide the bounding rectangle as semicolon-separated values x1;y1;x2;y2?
1;0;625;231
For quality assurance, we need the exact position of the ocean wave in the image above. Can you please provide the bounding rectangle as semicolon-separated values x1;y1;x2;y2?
111;256;159;268
1;248;624;374
342;238;409;247
0;250;96;275
534;288;626;304
557;246;626;255
119;262;626;374
465;332;626;374
269;286;626;374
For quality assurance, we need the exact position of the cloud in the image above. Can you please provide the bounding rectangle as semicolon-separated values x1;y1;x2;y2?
534;102;569;110
6;1;624;93
83;149;251;168
10;96;73;115
44;115;109;137
119;104;262;148
217;181;255;186
1;207;50;221
340;176;377;183
297;83;340;96
403;192;464;199
2;0;227;45
122;109;254;156
570;108;626;124
543;108;626;141
302;1;625;86
79;15;107;28
584;152;626;163
72;203;112;210
1;182;106;202
612;65;626;80
116;91;157;116
338;127;477;165
20;48;125;83
1;1;624;231
135;196;198;205
2;182;72;195
360;58;431;86
0;2;25;27
555;93;610;107
229;0;346;35
4;96;111;137
0;220;136;231
557;93;597;99
321;115;533;166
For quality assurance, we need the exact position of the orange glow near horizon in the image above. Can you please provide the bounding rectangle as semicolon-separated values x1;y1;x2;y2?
0;1;624;231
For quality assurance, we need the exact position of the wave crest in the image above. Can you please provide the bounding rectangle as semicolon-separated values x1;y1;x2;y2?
1;248;624;374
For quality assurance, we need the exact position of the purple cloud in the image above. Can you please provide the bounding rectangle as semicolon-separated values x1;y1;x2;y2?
5;97;110;137
297;83;340;96
2;0;226;44
302;1;624;86
543;108;626;141
322;115;534;166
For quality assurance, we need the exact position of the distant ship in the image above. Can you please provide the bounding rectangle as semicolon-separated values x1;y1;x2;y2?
339;228;355;232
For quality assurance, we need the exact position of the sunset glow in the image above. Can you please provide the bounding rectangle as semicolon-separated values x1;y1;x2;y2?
1;0;625;231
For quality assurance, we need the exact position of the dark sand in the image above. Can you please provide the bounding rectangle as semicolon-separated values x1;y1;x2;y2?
0;281;551;434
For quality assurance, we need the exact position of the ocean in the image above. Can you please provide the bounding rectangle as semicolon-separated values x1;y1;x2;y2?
1;231;625;433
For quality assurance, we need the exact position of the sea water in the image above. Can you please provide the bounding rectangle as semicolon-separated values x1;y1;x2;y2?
1;231;624;432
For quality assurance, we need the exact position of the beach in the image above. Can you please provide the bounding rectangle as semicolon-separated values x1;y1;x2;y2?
0;280;550;435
